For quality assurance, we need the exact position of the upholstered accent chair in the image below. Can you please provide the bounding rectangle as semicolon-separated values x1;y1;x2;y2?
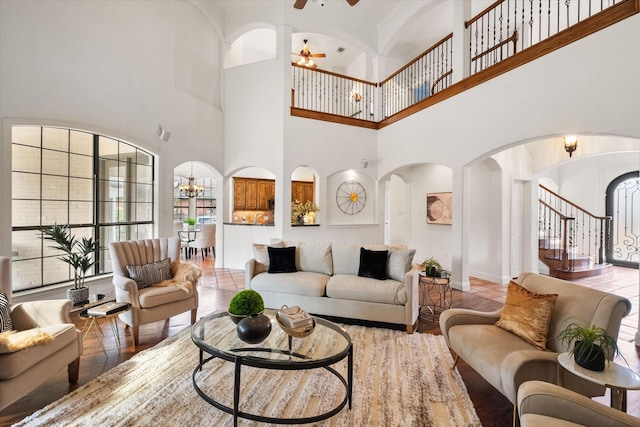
188;223;216;260
108;238;200;346
0;256;82;411
518;381;640;427
440;272;631;421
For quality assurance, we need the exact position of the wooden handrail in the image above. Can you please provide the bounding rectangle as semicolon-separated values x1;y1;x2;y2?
538;199;574;221
431;70;453;94
540;184;610;220
465;0;505;28
380;33;453;86
292;63;376;86
471;31;518;62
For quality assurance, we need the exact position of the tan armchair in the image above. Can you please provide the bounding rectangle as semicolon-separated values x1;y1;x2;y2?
108;238;200;346
0;256;82;411
518;380;640;427
440;272;631;409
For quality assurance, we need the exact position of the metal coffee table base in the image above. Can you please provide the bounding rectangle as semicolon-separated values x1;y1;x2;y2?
192;345;353;426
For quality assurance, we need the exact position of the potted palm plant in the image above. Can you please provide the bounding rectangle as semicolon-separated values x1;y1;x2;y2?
42;224;99;305
558;319;622;371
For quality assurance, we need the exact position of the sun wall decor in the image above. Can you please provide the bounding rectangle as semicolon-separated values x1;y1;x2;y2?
336;180;366;215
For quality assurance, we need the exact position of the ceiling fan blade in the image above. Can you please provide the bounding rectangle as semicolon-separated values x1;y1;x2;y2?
310;53;326;58
346;0;359;5
294;0;307;9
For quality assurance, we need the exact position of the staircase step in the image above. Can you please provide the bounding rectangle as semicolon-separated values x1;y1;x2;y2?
554;263;612;280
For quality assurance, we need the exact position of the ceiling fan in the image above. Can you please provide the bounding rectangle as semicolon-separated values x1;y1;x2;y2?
294;0;359;9
292;39;325;68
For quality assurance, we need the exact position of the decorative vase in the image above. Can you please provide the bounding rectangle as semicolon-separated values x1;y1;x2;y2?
236;314;272;344
67;287;89;306
295;216;305;225
574;341;606;371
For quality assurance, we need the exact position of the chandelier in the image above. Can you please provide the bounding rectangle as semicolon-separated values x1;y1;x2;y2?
179;163;204;198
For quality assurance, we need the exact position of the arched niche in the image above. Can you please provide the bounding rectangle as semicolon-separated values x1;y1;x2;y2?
291;166;318;225
224;28;276;69
173;162;218;231
326;170;375;225
230;167;276;224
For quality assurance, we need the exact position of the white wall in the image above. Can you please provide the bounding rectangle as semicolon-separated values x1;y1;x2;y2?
406;164;453;269
0;0;226;259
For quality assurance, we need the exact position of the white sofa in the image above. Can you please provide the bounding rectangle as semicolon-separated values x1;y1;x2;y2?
245;241;419;333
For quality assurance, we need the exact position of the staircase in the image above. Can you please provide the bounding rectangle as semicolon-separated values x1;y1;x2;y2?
538;185;612;280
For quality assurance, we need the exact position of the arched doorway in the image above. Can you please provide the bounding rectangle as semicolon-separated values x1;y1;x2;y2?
606;171;640;268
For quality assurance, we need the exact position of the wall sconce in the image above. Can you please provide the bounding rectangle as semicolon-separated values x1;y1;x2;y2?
563;135;578;158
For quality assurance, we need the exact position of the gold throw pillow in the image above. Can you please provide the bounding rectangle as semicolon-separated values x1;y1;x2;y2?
496;281;558;350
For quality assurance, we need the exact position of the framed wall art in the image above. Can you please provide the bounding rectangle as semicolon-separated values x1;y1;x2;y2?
426;192;452;225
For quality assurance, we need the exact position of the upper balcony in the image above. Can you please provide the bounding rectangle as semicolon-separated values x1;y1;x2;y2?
290;0;638;129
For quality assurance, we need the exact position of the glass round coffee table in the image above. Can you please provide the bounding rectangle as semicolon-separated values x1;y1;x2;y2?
191;309;352;426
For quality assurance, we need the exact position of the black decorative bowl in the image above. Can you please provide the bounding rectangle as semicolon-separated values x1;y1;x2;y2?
236;313;272;344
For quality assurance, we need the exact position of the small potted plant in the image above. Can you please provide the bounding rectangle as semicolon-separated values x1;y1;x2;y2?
228;290;271;343
422;257;442;277
186;217;197;230
228;289;265;324
42;223;99;305
558;319;622;371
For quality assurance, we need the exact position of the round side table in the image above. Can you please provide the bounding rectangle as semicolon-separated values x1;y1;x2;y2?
557;352;640;412
418;271;452;322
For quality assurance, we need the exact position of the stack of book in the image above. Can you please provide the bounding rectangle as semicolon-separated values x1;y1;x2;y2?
87;301;130;316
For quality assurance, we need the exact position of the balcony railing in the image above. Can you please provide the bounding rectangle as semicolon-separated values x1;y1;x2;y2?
380;34;453;119
290;0;637;128
291;65;377;123
466;0;622;74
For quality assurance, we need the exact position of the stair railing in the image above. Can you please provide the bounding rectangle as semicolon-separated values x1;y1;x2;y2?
539;184;611;271
538;199;575;271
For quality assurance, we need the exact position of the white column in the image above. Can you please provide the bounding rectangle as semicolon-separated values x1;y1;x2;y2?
452;0;471;83
451;165;471;291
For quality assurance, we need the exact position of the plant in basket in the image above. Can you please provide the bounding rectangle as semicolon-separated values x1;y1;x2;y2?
558;319;623;371
228;289;265;323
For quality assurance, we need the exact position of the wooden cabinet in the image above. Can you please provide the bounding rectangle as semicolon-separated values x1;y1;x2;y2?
257;180;269;210
292;181;314;204
245;179;258;209
234;178;246;210
233;177;275;211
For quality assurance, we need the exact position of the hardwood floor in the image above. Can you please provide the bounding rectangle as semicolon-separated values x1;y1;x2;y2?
0;259;638;426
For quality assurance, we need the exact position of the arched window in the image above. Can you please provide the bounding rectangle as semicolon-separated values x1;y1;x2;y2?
606;171;640;267
11;125;155;291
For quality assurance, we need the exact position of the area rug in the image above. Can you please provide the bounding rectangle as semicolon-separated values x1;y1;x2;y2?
16;323;481;427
